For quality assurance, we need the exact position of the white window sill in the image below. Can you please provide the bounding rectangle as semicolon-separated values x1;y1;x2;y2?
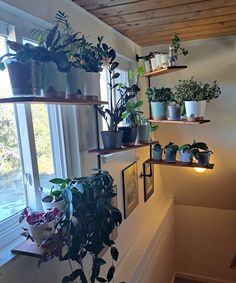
0;236;23;267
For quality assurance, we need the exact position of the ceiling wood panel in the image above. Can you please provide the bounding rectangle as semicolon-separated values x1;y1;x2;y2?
73;0;236;46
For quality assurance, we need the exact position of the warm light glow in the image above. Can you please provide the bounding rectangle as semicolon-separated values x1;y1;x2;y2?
194;167;207;173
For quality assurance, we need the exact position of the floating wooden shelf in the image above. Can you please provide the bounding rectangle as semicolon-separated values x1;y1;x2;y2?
149;119;210;125
11;239;55;259
0;96;108;105
145;66;187;77
146;159;214;169
89;141;158;155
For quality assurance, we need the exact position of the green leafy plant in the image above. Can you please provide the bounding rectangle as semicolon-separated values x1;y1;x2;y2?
97;49;140;131
128;65;145;85
41;178;71;203
164;142;179;151
171;34;188;57
153;142;162;152
179;140;208;153
174;78;221;102
137;114;158;132
146;87;172;102
34;170;122;283
121;100;143;127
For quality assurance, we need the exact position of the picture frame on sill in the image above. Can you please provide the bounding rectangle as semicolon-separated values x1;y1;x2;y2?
122;161;139;218
143;162;154;202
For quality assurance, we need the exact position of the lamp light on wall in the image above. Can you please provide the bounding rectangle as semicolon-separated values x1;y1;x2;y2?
194;167;207;173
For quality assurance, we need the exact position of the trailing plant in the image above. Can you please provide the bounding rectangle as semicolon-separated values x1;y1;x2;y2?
174;78;221;102
22;170;122;283
97;48;140;131
171;34;188;57
121;100;143;127
146;87;172;102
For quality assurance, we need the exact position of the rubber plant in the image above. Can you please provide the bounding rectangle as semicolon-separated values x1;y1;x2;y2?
35;170;122;283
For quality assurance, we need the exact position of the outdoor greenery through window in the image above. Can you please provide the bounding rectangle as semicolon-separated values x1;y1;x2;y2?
0;35;26;222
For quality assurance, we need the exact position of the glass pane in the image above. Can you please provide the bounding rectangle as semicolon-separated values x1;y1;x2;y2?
31;104;54;190
0;35;26;222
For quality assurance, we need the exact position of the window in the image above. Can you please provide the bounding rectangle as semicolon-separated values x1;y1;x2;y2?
0;35;26;223
100;65;130;130
0;25;68;250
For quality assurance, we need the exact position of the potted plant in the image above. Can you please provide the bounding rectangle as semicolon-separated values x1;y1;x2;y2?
179;140;209;164
34;170;122;283
41;177;70;212
192;142;213;166
136;115;158;143
119;100;143;146
97;50;140;149
174;78;221;121
164;142;179;163
153;142;163;161
146;87;172;120
19;207;60;246
168;34;188;67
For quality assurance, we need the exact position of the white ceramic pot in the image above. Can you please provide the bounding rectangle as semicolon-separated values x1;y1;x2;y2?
161;54;169;68
185;100;206;121
84;72;100;99
44;62;66;98
66;68;85;98
150;57;157;71
155;54;162;69
28;220;55;246
144;60;151;73
42;199;65;212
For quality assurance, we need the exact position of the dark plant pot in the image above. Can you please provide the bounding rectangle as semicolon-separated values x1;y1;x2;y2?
179;149;192;164
137;125;150;143
6;60;41;96
196;152;211;166
118;126;137;146
101;131;123;149
167;105;181;120
153;149;163;161
164;148;178;163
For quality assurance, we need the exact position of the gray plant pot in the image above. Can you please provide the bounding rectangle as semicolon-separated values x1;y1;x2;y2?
153;149;163;161
179;149;192;163
118;126;137;146
6;59;42;96
137;125;150;143
196;152;211;166
167;105;181;120
66;68;85;98
164;147;178;163
101;131;123;149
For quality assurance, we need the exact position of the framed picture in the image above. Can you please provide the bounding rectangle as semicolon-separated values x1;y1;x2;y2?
122;162;139;218
143;162;154;202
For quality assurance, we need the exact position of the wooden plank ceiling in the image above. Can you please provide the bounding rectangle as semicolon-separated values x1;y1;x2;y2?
73;0;236;46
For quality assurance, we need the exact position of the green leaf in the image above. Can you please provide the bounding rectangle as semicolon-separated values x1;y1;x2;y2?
111;247;119;261
97;277;107;282
112;73;120;79
50;178;67;184
111;62;119;71
0;62;6;71
106;265;115;282
94;258;106;266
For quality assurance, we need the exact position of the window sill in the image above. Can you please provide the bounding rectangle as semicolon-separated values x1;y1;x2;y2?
0;236;24;267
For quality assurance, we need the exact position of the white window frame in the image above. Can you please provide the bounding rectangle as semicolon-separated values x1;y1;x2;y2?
0;20;79;256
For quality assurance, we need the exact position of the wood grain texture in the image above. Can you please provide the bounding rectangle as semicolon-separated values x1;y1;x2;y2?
74;0;236;46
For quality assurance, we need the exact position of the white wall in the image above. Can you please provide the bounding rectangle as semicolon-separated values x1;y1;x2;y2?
143;37;236;282
0;1;175;283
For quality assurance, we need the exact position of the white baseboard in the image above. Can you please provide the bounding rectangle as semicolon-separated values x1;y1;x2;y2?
175;272;236;283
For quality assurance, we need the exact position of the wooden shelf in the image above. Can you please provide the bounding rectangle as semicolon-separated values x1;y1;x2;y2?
149;119;210;125
0;96;108;105
146;159;214;169
89;141;158;155
145;66;187;77
11;239;55;259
